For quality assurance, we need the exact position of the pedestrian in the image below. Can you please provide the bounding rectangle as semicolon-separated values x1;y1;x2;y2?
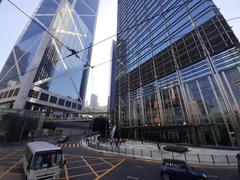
237;153;240;173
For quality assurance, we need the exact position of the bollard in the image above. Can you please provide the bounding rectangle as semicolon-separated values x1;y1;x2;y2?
133;148;134;157
197;154;201;163
141;149;143;157
226;155;229;165
172;152;174;159
150;150;152;158
161;150;163;159
211;155;215;165
118;147;120;153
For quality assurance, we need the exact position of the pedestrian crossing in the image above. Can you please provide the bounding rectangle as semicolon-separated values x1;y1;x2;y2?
57;143;82;148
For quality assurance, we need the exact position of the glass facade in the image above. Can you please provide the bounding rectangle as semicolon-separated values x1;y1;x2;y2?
116;0;240;147
0;0;99;113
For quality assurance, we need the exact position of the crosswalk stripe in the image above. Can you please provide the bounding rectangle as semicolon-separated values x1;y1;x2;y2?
73;144;75;148
64;144;68;148
69;144;72;148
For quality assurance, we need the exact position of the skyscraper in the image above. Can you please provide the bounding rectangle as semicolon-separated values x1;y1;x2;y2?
0;0;99;113
116;0;240;147
109;40;117;122
90;93;98;108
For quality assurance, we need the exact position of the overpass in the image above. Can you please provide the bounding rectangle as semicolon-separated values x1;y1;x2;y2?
42;111;110;129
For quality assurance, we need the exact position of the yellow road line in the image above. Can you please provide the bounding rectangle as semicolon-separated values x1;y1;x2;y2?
67;160;85;164
67;161;110;170
0;159;22;179
63;155;69;180
64;154;123;160
100;158;114;167
0;150;19;161
64;169;108;179
94;159;126;180
81;156;99;177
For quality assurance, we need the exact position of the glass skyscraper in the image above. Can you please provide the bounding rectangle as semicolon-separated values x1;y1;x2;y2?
0;0;99;113
115;0;240;147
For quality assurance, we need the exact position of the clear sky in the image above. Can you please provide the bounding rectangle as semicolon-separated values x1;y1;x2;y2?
0;0;239;106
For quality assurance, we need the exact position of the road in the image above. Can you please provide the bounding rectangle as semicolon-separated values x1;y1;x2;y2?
0;134;239;180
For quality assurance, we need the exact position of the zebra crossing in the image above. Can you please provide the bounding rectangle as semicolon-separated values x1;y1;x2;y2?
57;143;82;148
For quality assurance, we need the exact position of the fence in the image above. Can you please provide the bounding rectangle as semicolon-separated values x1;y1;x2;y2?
87;141;237;166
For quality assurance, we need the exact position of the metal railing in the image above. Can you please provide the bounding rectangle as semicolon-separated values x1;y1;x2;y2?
86;141;238;166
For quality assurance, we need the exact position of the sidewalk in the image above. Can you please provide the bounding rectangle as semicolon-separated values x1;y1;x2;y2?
83;137;240;167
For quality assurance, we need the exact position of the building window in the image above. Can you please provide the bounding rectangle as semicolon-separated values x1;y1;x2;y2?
72;103;77;109
7;89;14;98
13;88;20;96
49;96;57;104
58;98;65;106
65;101;71;107
0;92;4;99
3;91;9;98
77;104;82;110
39;93;49;101
28;89;39;99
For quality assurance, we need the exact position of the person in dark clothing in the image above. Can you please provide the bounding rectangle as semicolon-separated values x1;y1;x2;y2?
237;153;240;173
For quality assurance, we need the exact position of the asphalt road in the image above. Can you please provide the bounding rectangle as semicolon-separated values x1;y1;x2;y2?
0;134;239;180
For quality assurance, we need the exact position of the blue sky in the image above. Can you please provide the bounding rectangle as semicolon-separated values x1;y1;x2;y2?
0;0;239;106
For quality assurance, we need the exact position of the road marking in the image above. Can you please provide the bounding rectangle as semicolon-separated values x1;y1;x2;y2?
127;176;139;179
207;175;218;178
73;144;76;148
64;144;68;148
59;169;108;179
135;166;143;168
64;154;123;160
67;160;85;164
0;150;18;161
100;158;114;167
0;159;22;178
94;159;126;180
81;156;99;177
63;155;69;180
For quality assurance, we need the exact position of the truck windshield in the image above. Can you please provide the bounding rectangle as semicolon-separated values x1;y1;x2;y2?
31;150;62;170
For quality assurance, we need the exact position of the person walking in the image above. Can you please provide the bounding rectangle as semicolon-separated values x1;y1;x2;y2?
237;153;240;173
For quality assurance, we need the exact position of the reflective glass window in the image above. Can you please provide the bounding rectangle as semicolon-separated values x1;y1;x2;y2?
39;93;49;101
37;0;58;14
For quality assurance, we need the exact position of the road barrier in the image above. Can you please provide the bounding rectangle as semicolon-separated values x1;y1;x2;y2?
86;140;238;166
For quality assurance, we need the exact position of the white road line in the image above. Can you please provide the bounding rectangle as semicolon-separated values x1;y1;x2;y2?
135;166;143;168
207;175;218;178
127;176;139;179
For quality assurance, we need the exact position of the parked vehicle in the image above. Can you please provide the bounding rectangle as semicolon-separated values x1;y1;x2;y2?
57;135;69;143
22;141;65;180
160;159;208;180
